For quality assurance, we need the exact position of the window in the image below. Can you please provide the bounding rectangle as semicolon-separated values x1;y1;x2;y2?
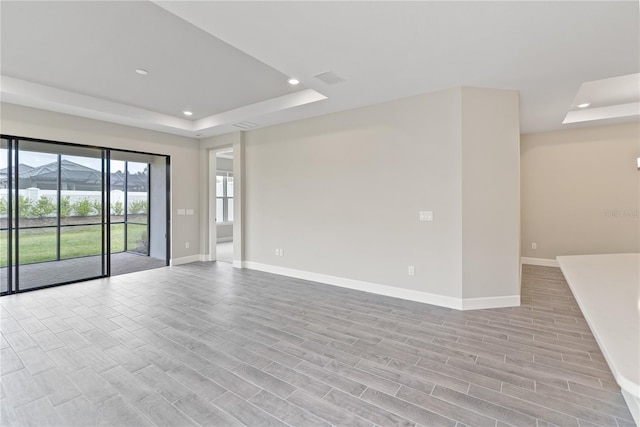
216;173;233;222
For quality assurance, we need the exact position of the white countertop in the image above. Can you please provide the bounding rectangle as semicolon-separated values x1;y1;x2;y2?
557;253;639;425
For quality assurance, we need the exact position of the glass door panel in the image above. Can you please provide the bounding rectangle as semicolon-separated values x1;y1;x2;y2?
60;224;103;259
58;153;104;281
110;159;125;254
17;142;58;290
0;225;8;293
0;138;12;293
16;141;104;290
126;161;148;255
59;154;103;225
110;151;167;276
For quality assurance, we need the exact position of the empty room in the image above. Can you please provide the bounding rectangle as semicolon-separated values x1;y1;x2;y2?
1;1;639;426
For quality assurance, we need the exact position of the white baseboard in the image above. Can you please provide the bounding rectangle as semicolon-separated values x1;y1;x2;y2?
170;254;202;266
621;389;640;427
521;257;559;267
172;254;239;264
232;260;242;268
241;261;519;311
216;237;233;243
461;295;521;310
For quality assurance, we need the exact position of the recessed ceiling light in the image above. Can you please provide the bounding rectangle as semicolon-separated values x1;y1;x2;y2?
578;103;591;108
135;69;148;75
183;111;193;116
287;78;300;85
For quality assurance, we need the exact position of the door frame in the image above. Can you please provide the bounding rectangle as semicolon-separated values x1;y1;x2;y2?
208;143;242;266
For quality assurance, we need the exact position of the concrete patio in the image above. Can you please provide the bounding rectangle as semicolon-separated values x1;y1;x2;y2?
1;252;167;292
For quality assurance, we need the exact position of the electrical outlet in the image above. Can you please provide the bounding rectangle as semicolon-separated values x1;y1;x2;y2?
531;243;537;250
185;242;190;249
408;266;415;276
279;249;284;256
419;211;433;221
275;248;279;256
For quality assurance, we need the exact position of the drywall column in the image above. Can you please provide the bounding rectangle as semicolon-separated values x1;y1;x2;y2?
460;87;521;307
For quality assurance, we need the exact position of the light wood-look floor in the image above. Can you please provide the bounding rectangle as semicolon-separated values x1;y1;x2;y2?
216;241;234;264
0;262;634;426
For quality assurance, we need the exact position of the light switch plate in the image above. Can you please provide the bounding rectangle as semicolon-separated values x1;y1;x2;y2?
419;211;433;221
177;209;185;216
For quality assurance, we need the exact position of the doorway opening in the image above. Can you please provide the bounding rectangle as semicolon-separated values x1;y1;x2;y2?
214;149;233;263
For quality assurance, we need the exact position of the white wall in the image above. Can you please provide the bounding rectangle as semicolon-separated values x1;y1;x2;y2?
245;88;464;299
521;122;640;260
232;87;520;309
216;225;233;242
216;157;233;172
0;103;201;261
461;87;521;299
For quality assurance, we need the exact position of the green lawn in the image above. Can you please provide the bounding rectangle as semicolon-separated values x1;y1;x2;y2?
0;223;148;267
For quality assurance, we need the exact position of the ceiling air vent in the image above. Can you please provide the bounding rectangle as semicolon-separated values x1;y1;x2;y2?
233;121;258;130
314;71;345;85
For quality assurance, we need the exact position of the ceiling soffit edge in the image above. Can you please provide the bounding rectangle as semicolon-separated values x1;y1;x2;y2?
1;76;327;137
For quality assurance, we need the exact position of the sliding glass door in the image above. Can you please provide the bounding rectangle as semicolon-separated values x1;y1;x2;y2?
0;136;169;295
14;141;105;290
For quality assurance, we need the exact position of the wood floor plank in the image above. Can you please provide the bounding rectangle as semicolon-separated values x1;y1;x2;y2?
262;361;333;398
360;387;456;427
286;389;374;427
433;385;539;427
249;390;331;427
135;393;197;427
324;388;416;427
395;386;497;427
